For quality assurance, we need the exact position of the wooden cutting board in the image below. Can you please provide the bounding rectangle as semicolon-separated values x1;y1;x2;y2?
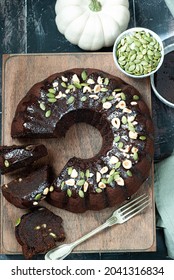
0;53;155;254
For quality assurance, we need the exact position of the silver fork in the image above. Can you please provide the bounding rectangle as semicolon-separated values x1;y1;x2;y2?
45;193;150;260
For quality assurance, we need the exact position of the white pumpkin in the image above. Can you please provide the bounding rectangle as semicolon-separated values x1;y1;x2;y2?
55;0;130;51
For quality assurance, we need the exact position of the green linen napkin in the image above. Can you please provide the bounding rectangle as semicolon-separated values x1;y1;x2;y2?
155;152;174;259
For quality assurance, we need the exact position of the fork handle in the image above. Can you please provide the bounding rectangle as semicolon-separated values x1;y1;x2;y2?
72;220;111;248
45;219;112;260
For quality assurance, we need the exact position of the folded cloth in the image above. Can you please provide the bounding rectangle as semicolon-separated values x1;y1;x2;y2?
155;152;174;259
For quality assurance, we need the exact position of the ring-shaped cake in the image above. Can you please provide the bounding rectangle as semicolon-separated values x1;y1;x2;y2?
11;68;154;213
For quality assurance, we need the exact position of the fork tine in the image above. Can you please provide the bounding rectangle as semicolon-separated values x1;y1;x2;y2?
122;200;150;222
120;194;149;215
118;193;148;212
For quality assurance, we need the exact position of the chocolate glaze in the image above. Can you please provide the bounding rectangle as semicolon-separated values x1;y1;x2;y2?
0;144;48;174
1;165;51;208
11;68;154;213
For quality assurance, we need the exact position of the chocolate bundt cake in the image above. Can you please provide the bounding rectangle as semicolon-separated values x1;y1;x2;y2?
1;165;52;208
15;207;65;259
11;68;154;213
0;144;47;174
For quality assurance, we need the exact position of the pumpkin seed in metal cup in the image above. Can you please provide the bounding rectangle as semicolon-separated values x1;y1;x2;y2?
113;27;164;79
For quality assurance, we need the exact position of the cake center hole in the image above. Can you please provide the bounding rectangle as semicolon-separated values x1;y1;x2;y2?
65;122;102;159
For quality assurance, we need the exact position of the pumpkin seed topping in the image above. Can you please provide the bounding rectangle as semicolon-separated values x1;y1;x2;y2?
133;152;139;161
45;110;51;118
139;135;147;140
79;190;85;198
39;102;46;111
127;170;133;177
15;218;21;227
48;98;57;103
114;135;121;143
133;95;140;100
61;181;65;190
67;96;75;104
48;88;56;94
115;161;121;169
96;188;102;193
81;96;87;102
34;193;42;201
47;92;55;98
67;189;72;197
85;169;90;178
61;82;67;88
81;70;87;81
68;167;73;175
77;179;85;186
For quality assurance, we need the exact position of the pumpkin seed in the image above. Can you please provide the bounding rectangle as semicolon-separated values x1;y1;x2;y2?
73;82;82;89
78;190;85;198
139;135;146;140
85;169;90;178
48;98;57;103
80;171;85;178
67;189;72;197
114;136;120;143
67;96;75;104
48;88;56;94
114;88;122;92
47;92;55;98
39;102;46;111
61;181;65;190
67;167;73;175
128;122;135;132
100;87;108;92
118;142;124;149
115;161;121;169
127;170;133;177
45;110;51;118
107;175;114;184
67;84;75;90
104;77;109;85
76;179;85;186
133;152;139;161
121;92;126;100
81;96;87;102
61;82;67;88
15;217;21;226
96;188;102;193
34;193;42;201
116;30;162;76
81;70;87;81
133;95;140;100
121;116;127;124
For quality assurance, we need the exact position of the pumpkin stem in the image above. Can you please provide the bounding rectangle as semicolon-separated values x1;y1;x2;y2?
89;0;102;12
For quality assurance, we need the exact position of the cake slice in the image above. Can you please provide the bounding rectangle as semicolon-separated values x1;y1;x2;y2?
1;165;52;208
0;144;48;174
15;207;65;259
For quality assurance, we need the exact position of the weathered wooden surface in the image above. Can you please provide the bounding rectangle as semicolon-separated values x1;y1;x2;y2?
1;53;155;254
